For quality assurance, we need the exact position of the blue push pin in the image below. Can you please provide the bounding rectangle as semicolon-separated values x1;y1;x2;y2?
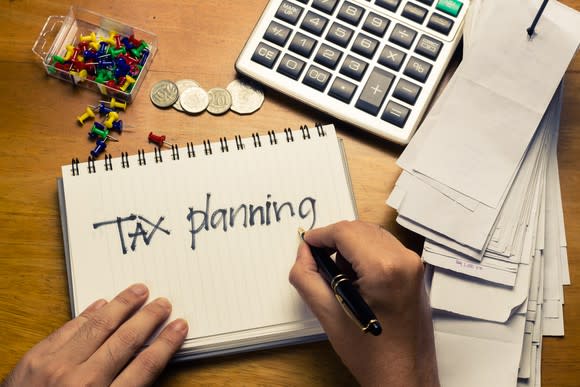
110;120;123;133
114;57;130;79
97;41;109;57
90;139;107;157
121;36;135;50
94;102;113;116
139;48;150;66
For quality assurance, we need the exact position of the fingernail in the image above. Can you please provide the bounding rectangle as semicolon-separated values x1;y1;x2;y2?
155;297;172;311
129;283;148;296
170;318;189;334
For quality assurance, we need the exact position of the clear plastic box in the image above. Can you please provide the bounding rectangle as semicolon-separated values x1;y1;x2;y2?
32;6;157;103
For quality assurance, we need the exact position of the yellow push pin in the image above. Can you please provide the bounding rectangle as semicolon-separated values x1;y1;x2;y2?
63;44;75;61
109;97;127;111
77;106;96;125
89;40;100;51
119;76;136;92
80;31;97;43
103;111;120;129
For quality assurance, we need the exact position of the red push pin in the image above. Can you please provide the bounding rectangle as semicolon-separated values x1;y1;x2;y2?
148;132;174;147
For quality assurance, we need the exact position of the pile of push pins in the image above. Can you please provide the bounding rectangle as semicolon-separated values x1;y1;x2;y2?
49;30;150;92
77;97;126;157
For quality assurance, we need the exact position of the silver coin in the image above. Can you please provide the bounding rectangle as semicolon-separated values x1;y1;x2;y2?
226;78;265;114
179;86;209;114
150;80;179;108
206;87;232;115
173;79;201;111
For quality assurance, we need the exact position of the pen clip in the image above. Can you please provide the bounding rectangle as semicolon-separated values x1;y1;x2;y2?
334;289;366;331
332;275;379;334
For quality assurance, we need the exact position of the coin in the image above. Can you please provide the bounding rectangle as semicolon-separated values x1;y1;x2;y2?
206;87;232;115
226;78;265;115
179;86;209;114
173;79;201;111
150;80;179;108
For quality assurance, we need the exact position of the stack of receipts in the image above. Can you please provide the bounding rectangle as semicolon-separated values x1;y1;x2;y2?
386;0;580;386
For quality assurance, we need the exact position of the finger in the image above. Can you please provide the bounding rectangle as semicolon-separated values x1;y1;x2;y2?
62;283;150;362
88;297;173;381
304;221;404;270
289;242;344;326
34;299;108;356
112;318;188;387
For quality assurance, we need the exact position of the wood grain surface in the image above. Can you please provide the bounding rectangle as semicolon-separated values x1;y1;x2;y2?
0;1;578;385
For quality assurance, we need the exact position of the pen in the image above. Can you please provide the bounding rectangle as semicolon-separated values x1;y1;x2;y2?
299;229;382;336
526;0;549;38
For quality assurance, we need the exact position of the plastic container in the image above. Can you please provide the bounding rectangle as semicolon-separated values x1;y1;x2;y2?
32;6;157;103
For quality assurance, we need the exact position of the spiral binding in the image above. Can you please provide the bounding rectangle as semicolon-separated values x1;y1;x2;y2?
70;123;328;176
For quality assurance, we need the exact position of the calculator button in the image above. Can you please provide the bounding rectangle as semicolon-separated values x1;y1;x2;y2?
417;0;434;5
275;1;304;25
337;1;365;26
251;42;281;68
436;0;463;17
427;13;454;35
303;65;332;91
389;23;417;49
415;35;442;60
393;78;421;105
352;34;379;59
340;55;369;81
375;0;401;12
378;44;406;71
289;32;317;58
264;21;292;47
301;11;329;36
355;67;395;115
328;77;357;103
402;2;428;24
326;22;354;47
362;12;390;37
381;101;410;127
277;54;306;79
404;56;432;82
312;0;339;14
314;43;343;69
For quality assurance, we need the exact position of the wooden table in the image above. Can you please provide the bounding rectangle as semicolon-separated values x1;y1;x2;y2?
0;1;578;385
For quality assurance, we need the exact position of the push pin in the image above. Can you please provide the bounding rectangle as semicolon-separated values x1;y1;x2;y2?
148;132;174;147
92;102;113;116
120;75;136;92
89;123;118;141
103;111;120;129
110;120;123;133
80;31;97;43
77;106;96;125
110;97;127;111
63;44;75;61
90;139;107;158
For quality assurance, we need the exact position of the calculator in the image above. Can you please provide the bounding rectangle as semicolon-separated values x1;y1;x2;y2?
235;0;469;144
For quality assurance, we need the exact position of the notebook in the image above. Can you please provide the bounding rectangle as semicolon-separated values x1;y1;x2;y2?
57;123;357;360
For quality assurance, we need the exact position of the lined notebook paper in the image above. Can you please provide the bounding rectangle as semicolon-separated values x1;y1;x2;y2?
57;123;356;359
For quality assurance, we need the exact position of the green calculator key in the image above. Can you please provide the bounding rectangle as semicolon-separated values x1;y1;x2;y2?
436;0;463;17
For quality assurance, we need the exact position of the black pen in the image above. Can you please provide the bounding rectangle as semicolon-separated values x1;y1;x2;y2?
299;229;382;336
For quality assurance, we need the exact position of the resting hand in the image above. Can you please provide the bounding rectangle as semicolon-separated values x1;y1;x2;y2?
290;220;438;387
2;284;188;387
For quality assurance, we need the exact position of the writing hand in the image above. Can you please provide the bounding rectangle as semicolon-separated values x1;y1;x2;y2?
290;220;438;387
2;284;188;387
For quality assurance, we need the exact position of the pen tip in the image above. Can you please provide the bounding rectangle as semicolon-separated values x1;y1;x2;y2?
368;321;382;336
297;227;305;239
